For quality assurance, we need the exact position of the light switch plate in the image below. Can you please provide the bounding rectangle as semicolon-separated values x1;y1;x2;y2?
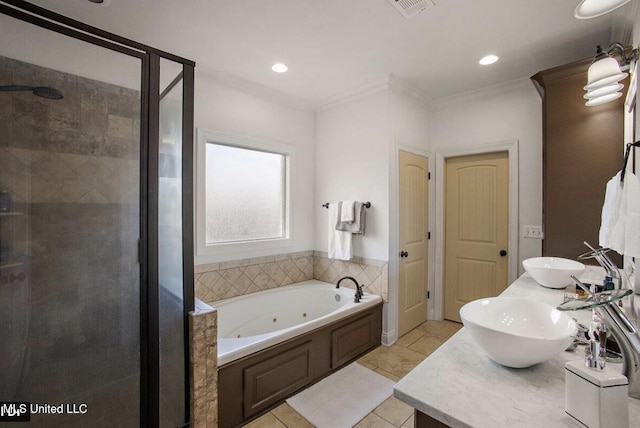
523;226;544;239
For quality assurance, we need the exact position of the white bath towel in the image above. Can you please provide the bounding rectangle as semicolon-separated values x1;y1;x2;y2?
599;171;640;258
328;203;352;260
340;200;355;223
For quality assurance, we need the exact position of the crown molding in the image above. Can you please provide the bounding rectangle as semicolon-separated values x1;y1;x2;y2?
316;74;435;112
316;77;391;112
196;66;315;112
388;74;434;108
435;76;534;105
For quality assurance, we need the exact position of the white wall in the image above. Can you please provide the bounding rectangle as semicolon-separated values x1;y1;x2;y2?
194;71;316;263
389;80;433;154
315;90;390;261
432;78;543;274
387;81;433;341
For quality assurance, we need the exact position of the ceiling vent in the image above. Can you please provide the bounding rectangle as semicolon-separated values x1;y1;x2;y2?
387;0;435;19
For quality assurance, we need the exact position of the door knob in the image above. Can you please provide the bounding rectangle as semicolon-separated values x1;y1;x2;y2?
399;251;408;258
500;250;507;257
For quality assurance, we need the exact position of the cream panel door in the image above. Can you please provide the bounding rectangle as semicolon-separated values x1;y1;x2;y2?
444;152;509;322
398;151;429;336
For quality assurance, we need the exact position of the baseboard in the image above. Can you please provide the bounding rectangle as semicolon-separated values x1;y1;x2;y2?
381;329;397;346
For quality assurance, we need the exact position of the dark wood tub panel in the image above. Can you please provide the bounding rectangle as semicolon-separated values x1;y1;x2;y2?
243;340;313;417
218;302;383;428
331;312;376;368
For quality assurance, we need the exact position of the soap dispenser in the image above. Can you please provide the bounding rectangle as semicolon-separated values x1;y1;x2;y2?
565;315;628;428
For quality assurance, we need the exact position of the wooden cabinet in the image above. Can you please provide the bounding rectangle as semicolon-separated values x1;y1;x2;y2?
218;304;382;428
531;58;626;264
242;341;314;418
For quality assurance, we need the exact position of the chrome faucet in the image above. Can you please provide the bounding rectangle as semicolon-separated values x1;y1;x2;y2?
594;299;640;399
579;242;623;289
561;291;640;399
573;243;640;397
336;276;363;303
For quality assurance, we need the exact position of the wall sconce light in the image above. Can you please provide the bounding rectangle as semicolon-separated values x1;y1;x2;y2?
584;43;637;106
575;0;632;19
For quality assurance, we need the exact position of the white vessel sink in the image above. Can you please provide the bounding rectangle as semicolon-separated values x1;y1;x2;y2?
522;257;585;289
460;297;577;368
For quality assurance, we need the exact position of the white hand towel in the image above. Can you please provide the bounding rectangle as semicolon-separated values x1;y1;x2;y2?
328;203;352;261
336;201;366;234
599;171;640;258
340;200;355;223
621;171;640;257
599;172;623;249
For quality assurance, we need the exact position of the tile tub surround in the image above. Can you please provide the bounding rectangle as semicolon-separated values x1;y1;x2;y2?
189;300;218;428
194;250;389;303
313;251;389;302
194;251;314;303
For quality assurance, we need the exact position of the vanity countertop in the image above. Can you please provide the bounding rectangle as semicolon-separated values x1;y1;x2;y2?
393;271;640;428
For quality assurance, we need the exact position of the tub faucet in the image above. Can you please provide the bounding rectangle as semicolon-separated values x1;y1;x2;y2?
336;276;363;303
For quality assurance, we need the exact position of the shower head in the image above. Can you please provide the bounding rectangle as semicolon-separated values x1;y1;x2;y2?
32;87;64;99
0;85;63;99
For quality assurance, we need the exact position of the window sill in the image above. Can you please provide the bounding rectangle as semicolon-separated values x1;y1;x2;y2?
195;237;296;265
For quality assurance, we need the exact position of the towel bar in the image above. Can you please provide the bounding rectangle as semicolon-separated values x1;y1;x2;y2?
322;202;371;209
621;140;640;182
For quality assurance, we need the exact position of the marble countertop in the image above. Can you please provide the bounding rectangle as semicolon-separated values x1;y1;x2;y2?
393;269;640;428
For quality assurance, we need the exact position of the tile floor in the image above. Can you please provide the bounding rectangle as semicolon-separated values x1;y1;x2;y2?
243;320;462;428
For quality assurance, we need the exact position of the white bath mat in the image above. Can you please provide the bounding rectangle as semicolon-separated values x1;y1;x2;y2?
286;362;395;428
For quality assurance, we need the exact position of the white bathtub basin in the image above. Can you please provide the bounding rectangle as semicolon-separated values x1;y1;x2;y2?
460;297;577;368
522;257;585;289
214;280;383;366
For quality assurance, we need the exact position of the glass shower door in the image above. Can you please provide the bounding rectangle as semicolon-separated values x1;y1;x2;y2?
158;57;187;427
0;11;142;427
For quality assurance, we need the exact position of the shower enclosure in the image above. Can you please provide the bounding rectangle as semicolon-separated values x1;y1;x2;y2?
0;1;194;426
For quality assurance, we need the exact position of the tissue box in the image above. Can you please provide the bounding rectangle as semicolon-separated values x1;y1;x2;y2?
565;360;629;428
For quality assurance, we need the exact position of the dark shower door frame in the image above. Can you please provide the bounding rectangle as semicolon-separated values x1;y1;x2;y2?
0;1;196;426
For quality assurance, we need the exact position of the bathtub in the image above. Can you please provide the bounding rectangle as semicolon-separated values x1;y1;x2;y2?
216;279;383;366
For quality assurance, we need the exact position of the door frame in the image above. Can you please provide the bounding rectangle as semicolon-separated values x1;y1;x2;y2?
434;140;519;320
389;144;435;344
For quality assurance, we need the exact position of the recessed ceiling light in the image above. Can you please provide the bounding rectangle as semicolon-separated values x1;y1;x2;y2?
271;63;288;73
479;55;499;66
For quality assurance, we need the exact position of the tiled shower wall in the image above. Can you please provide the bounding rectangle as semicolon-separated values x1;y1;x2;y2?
195;251;388;304
0;55;141;426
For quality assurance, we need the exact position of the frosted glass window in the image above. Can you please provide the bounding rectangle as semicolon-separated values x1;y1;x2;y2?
205;143;286;244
